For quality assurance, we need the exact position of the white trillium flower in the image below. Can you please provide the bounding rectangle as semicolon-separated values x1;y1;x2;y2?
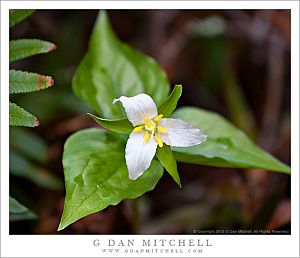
113;93;207;180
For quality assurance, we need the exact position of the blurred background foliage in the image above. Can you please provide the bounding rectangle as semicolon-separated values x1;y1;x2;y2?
9;10;291;234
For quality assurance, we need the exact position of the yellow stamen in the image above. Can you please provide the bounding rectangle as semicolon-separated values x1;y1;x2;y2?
154;114;163;122
154;134;163;147
157;126;167;134
133;125;144;132
144;131;150;142
144;117;150;123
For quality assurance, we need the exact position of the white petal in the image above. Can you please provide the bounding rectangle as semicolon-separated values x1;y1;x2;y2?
113;94;158;126
125;131;157;180
158;118;207;147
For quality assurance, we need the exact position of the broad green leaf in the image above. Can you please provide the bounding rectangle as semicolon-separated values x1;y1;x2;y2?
10;150;63;190
156;144;181;187
9;39;57;62
72;10;170;119
9;10;35;28
87;113;133;134
9;102;39;127
172;107;290;174
9;196;37;221
158;84;182;117
58;128;163;230
10;128;49;164
9;70;54;94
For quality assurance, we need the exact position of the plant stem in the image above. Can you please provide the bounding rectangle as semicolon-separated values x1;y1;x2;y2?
131;198;140;234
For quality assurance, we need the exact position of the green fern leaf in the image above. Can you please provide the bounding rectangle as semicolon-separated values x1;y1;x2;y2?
9;102;39;127
9;10;35;28
9;70;54;94
10;39;57;62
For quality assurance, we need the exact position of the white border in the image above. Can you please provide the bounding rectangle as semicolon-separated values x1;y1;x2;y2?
1;1;299;257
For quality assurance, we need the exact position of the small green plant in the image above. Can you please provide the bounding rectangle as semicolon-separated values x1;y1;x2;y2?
9;10;56;127
9;10;60;222
58;10;290;231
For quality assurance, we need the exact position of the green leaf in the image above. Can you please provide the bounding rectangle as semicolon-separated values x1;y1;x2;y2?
9;102;39;127
9;39;57;62
9;196;37;221
9;70;54;94
156;145;181;187
9;10;35;28
158;84;182;117
72;10;170;119
10;151;63;190
172;107;290;174
58;128;163;230
87;113;133;134
10;128;49;164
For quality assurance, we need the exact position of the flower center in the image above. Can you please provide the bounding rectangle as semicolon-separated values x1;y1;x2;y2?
145;120;155;132
133;114;166;147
